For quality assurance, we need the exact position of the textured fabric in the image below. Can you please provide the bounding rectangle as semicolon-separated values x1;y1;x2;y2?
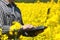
0;0;24;33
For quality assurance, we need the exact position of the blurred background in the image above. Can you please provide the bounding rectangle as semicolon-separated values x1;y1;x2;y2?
0;0;60;40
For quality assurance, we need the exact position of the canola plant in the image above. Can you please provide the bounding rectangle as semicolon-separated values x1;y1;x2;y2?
0;0;60;40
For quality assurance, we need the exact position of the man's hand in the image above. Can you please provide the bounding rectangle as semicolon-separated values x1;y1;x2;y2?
22;24;34;30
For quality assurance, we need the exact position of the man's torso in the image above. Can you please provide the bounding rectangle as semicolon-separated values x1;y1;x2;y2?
0;0;21;26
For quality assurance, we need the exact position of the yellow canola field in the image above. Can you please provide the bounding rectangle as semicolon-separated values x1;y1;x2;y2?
16;2;60;40
0;2;60;40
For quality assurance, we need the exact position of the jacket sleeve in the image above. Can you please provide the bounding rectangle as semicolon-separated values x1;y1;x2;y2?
0;7;10;34
16;7;24;25
19;11;24;25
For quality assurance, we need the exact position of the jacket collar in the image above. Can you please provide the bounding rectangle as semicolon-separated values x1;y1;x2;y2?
1;0;16;7
1;0;10;5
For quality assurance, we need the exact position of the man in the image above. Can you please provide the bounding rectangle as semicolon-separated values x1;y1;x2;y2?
0;0;33;36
